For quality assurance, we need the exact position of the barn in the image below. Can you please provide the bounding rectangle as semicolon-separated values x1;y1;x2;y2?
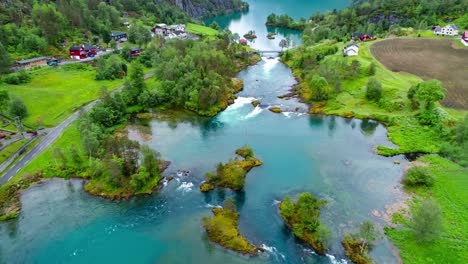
16;57;49;70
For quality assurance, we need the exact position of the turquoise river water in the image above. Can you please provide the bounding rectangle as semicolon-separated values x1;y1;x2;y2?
0;1;410;264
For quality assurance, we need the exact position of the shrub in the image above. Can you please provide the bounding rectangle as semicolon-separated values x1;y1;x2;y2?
366;77;382;101
367;62;376;76
3;71;31;85
403;166;434;187
412;198;442;242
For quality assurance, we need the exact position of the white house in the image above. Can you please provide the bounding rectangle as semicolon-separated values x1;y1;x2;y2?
343;44;359;56
435;24;459;36
461;31;468;46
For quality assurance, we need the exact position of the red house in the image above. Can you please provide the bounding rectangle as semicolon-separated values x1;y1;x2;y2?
69;44;97;59
130;48;142;58
462;31;468;47
351;32;376;41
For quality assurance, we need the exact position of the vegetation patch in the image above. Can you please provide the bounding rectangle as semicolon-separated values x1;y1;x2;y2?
202;198;259;255
186;23;219;36
1;66;124;127
385;156;468;263
342;221;379;264
200;146;262;192
279;193;330;255
0;139;28;164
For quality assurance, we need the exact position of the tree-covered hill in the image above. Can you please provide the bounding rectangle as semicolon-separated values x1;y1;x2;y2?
0;0;246;70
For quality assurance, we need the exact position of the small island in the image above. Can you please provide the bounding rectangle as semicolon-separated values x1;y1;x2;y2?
243;30;257;39
84;141;168;200
279;193;330;255
202;198;259;255
269;107;282;113
200;146;262;192
251;100;260;107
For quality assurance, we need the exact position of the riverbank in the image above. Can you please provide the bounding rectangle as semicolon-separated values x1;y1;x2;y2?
282;38;468;263
282;40;467;156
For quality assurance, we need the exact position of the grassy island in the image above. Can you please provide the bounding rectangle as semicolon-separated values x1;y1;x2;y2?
279;193;330;255
268;107;282;113
200;146;262;192
202;198;259;255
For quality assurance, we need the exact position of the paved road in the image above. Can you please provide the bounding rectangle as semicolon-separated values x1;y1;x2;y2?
0;71;155;186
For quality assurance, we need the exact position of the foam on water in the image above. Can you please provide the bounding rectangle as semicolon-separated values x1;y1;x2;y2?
227;97;256;111
261;244;286;261
244;106;263;119
326;254;348;264
205;203;222;209
176;182;194;193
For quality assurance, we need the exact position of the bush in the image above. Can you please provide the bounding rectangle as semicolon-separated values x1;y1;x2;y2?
3;71;31;85
366;77;382;101
403;166;434;187
367;62;376;76
412;198;442;242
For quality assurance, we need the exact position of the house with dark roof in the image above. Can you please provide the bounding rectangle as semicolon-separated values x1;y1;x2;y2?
351;32;376;41
130;48;142;58
110;32;127;41
16;57;49;70
69;44;97;60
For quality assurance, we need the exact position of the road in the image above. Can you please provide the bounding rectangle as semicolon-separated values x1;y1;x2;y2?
0;71;155;186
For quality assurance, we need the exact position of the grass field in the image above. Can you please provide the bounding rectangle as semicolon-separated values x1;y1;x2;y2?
0;139;28;164
371;38;468;109
18;121;83;177
1;65;125;128
385;156;468;264
186;23;219;36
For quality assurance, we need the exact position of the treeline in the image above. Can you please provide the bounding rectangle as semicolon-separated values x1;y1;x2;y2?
266;13;306;30
139;34;256;116
301;0;467;45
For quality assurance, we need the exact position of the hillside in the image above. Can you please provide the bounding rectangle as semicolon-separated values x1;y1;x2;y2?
0;0;246;68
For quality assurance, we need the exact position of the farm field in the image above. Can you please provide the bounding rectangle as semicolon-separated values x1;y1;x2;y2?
2;65;125;128
371;38;468;109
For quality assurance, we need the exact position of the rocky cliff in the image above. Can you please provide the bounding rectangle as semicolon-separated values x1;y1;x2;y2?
169;0;248;18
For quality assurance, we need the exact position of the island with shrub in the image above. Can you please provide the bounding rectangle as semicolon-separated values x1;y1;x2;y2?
279;193;330;255
200;146;262;192
202;198;260;255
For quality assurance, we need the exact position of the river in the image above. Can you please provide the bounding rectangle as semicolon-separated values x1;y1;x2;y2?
0;1;409;264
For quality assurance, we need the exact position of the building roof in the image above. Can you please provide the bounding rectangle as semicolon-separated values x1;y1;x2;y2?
83;44;94;50
17;57;49;64
111;32;127;36
69;46;82;51
447;24;459;30
352;32;374;38
346;43;359;49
